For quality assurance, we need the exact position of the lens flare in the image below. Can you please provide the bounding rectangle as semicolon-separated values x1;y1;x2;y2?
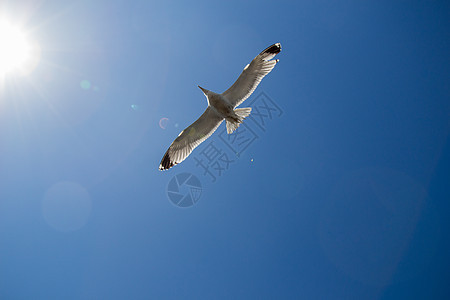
159;117;169;129
0;20;31;75
80;79;91;90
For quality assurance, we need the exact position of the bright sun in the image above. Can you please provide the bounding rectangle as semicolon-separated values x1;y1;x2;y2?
0;20;31;75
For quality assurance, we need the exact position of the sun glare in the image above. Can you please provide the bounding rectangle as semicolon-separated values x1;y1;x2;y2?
0;20;31;75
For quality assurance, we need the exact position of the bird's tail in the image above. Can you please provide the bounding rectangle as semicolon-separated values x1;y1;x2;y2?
226;107;252;134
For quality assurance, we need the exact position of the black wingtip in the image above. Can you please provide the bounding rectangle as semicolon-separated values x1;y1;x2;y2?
263;43;281;55
159;151;175;171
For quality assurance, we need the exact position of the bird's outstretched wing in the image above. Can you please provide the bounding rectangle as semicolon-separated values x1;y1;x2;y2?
159;107;223;170
223;43;281;108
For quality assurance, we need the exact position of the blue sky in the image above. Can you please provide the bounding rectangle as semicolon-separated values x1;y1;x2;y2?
0;0;449;299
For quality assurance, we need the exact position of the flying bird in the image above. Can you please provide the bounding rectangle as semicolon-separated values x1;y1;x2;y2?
159;43;282;170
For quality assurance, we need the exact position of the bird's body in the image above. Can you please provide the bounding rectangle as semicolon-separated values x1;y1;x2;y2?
201;89;243;128
204;90;233;120
159;43;281;170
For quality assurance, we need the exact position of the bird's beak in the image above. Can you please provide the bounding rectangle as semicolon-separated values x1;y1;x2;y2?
198;85;208;95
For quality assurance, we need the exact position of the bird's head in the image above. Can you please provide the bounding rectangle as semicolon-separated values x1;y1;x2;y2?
198;85;210;96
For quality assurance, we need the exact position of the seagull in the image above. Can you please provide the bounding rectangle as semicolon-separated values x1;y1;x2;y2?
159;43;281;170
